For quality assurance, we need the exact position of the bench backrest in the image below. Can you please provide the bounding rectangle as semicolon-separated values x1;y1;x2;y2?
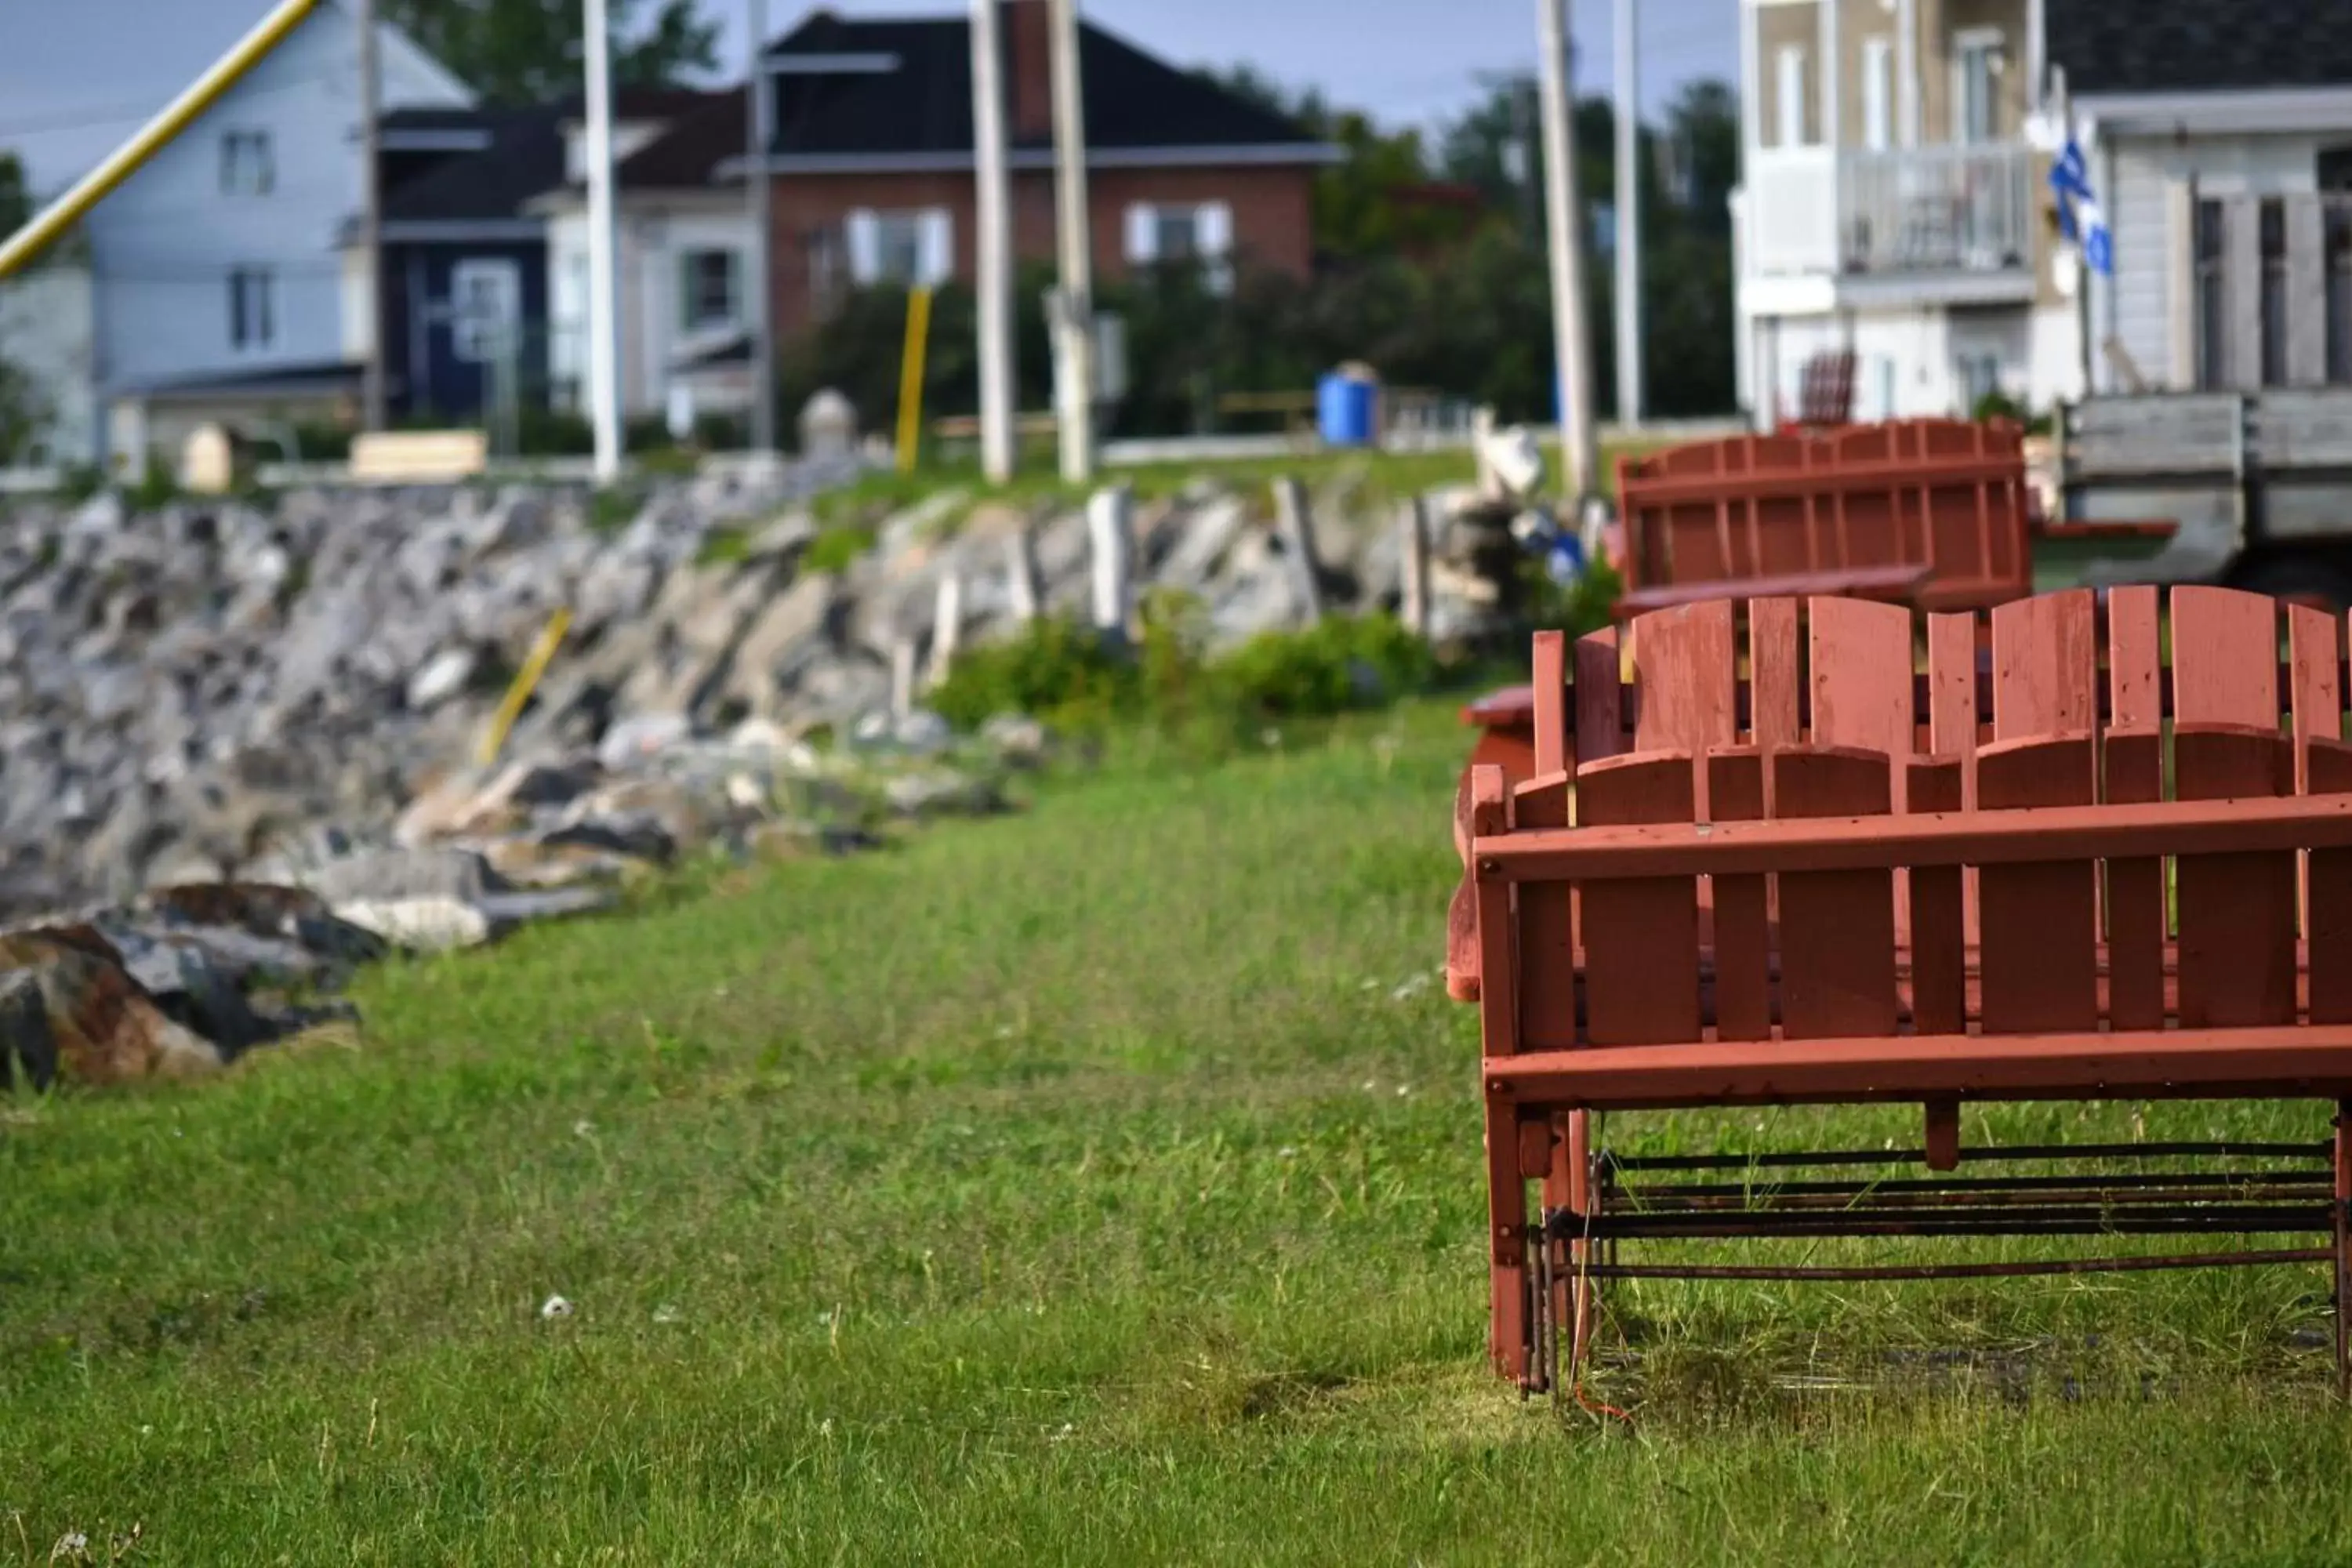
1470;586;2352;1051
1614;419;2031;614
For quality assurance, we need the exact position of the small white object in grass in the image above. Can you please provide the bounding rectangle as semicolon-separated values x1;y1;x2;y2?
1390;973;1432;1002
1278;1146;1298;1159
1261;728;1283;750
52;1533;88;1560
1049;1423;1076;1443
540;1294;574;1319
819;1418;836;1437
1396;1084;1412;1097
1362;1080;1377;1092
573;1120;596;1138
652;1304;681;1325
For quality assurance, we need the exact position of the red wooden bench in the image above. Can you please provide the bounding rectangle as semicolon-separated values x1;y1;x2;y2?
1450;586;2352;1396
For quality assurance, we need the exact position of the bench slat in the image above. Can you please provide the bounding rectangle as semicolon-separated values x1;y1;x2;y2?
1977;733;2100;1033
1573;629;1623;768
1512;771;1578;1052
1775;747;1900;1039
1708;748;1773;1041
2107;587;2167;1031
2105;727;2169;1029
2175;725;2299;1029
2310;738;2352;1024
1907;757;1968;1035
1632;601;1737;817
1991;589;2098;739
1486;1027;2352;1110
1748;598;1802;753
1577;751;1700;1047
2172;586;2280;728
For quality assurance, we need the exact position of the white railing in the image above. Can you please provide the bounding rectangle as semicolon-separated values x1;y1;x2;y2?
1748;148;1840;275
1840;143;2034;276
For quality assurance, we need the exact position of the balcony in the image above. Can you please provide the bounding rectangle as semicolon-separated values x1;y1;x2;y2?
1748;143;2036;296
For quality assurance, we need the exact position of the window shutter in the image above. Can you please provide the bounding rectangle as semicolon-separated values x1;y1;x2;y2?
1125;203;1158;263
918;208;955;287
679;252;699;332
846;209;882;285
1197;202;1234;294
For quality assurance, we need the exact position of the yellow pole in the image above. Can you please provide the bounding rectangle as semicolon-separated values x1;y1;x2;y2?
477;608;572;769
0;0;323;279
895;285;935;475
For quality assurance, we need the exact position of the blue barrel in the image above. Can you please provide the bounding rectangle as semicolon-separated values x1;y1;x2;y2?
1317;371;1377;447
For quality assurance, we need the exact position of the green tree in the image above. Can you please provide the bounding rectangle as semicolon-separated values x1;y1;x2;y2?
383;0;719;106
0;152;30;238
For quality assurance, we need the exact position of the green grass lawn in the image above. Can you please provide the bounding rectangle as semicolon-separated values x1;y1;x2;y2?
6;703;2352;1565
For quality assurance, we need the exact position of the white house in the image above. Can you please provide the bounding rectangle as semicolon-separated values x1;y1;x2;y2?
10;0;471;466
527;90;760;428
1731;0;2352;427
2055;1;2352;396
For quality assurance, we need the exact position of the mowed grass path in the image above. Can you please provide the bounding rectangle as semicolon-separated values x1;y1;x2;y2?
6;704;2352;1565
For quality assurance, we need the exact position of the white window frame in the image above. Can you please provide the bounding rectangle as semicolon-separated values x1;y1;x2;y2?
1123;200;1236;293
1861;37;1892;153
451;257;522;365
228;266;275;351
220;129;274;196
1774;46;1809;149
846;208;953;288
677;247;741;333
1953;27;2005;147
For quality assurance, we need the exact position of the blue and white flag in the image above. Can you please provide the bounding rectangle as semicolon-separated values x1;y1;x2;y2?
2049;135;2113;275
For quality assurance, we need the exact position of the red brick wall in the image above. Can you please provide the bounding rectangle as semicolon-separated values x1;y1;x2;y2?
768;164;1317;339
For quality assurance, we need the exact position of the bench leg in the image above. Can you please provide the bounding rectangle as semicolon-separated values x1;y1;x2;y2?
1558;1109;1599;1381
1486;1094;1530;1385
2336;1102;2350;1403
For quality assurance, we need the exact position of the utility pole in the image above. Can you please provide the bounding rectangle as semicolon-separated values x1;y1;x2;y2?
1536;0;1598;501
356;0;386;431
970;0;1017;483
1047;0;1095;485
1612;0;1642;429
746;0;777;453
585;0;622;481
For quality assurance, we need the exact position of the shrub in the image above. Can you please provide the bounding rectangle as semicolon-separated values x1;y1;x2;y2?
931;597;1439;745
804;521;879;576
929;614;1138;733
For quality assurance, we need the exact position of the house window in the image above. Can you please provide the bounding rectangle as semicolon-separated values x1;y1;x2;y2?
1123;201;1235;292
678;249;740;332
228;267;275;350
844;209;953;288
1954;31;2005;146
2195;198;2227;390
1861;38;1892;153
1956;351;2001;412
451;258;521;364
220;129;274;195
1774;46;1808;148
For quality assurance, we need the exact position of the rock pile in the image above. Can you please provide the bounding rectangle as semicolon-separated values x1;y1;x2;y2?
0;460;1521;1087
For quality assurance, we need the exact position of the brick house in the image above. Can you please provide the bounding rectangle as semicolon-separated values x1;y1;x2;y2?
729;2;1339;338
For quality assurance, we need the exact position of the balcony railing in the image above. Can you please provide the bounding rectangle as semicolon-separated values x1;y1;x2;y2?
1747;143;2034;282
1842;143;2033;276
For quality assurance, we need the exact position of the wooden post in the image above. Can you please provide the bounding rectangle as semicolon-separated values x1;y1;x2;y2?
927;571;964;687
1272;475;1325;625
1087;485;1134;644
890;636;917;720
1399;494;1432;637
1005;525;1041;623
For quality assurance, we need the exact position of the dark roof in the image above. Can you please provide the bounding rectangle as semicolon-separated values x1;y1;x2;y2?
2049;0;2352;96
615;93;749;188
382;107;566;223
759;7;1319;159
125;360;359;401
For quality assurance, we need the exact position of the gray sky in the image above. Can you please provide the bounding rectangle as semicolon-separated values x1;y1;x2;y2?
1;0;1736;189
